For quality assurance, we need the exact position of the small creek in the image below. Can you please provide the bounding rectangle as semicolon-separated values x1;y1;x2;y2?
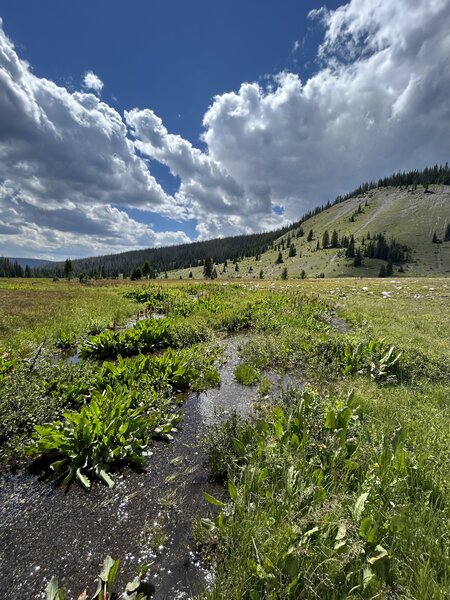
0;335;299;599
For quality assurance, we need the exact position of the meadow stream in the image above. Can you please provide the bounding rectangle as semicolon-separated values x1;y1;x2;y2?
0;335;300;599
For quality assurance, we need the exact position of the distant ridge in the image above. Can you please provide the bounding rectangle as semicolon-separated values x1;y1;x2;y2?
21;164;450;279
8;257;55;269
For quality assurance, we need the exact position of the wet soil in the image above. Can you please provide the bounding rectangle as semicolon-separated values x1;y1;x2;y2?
0;336;273;599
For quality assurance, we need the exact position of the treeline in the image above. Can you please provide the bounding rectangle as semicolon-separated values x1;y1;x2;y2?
0;257;32;278
36;227;294;279
13;163;450;279
335;163;450;203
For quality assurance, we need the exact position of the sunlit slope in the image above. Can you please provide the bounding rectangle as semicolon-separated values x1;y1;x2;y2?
173;184;450;278
269;184;450;278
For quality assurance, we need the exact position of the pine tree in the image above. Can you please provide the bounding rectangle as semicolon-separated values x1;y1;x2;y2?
203;256;214;278
316;240;320;250
322;230;330;248
64;258;73;281
330;230;339;248
386;260;394;276
300;269;306;279
296;227;304;238
353;249;363;267
188;271;193;278
235;263;239;272
281;267;288;280
276;251;284;264
444;223;450;241
142;260;152;279
288;244;297;257
432;231;439;243
307;229;314;242
346;236;355;258
259;269;264;279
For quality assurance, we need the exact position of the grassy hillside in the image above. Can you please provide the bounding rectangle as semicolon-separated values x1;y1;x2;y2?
170;184;450;279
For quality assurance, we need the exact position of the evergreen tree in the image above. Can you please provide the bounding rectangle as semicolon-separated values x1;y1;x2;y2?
281;267;288;280
379;264;386;278
203;256;214;278
188;271;193;278
300;269;306;279
322;230;330;248
432;231;439;243
235;263;239;272
275;251;284;264
296;227;304;238
64;258;73;281
130;266;142;280
353;249;363;267
386;260;394;276
307;229;314;242
330;230;339;248
288;244;297;257
24;265;31;278
316;240;320;250
445;223;450;241
259;269;264;279
142;260;152;279
346;236;355;259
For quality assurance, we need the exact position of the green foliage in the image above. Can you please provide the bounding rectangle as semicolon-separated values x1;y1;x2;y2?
46;556;149;600
234;363;260;385
199;387;445;598
27;386;158;488
79;317;212;359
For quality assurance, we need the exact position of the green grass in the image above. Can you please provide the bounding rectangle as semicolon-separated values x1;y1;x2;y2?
167;185;450;280
0;278;139;356
194;277;450;599
0;277;449;596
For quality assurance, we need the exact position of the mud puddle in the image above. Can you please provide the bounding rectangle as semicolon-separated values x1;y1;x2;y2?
0;335;299;599
52;313;166;365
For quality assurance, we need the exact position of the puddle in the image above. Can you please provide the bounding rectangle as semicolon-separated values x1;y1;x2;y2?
52;313;167;366
0;334;297;599
330;315;352;333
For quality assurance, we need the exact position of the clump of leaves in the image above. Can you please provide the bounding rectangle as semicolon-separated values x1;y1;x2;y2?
27;386;159;488
234;363;260;385
46;555;150;600
198;387;423;598
343;337;403;382
79;318;213;359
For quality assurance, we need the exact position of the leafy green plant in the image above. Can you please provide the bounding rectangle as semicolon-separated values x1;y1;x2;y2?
79;317;212;359
234;363;260;385
28;386;153;488
343;337;403;381
45;555;149;600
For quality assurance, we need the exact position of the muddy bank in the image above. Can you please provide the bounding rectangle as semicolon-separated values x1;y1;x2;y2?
0;336;284;599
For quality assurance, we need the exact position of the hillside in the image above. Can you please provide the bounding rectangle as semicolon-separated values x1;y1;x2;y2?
171;184;450;279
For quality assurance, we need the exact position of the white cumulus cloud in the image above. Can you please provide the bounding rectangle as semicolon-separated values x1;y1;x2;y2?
83;70;104;94
1;0;450;256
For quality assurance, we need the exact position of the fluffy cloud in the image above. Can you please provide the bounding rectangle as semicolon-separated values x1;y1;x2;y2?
125;108;283;238
202;0;450;221
0;21;187;258
83;70;104;94
1;0;450;257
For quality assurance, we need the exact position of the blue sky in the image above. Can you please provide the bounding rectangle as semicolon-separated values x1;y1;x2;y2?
0;0;449;259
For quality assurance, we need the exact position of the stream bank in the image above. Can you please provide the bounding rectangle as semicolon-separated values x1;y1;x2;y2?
0;335;298;599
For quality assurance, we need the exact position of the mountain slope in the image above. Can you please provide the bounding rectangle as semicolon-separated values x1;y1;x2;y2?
171;185;450;279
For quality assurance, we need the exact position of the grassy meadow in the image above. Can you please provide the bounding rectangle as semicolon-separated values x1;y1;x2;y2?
0;276;449;598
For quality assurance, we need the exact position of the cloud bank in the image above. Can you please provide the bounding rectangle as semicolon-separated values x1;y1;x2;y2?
0;0;449;259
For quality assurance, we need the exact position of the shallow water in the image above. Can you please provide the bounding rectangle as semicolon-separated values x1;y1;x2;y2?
0;335;273;599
